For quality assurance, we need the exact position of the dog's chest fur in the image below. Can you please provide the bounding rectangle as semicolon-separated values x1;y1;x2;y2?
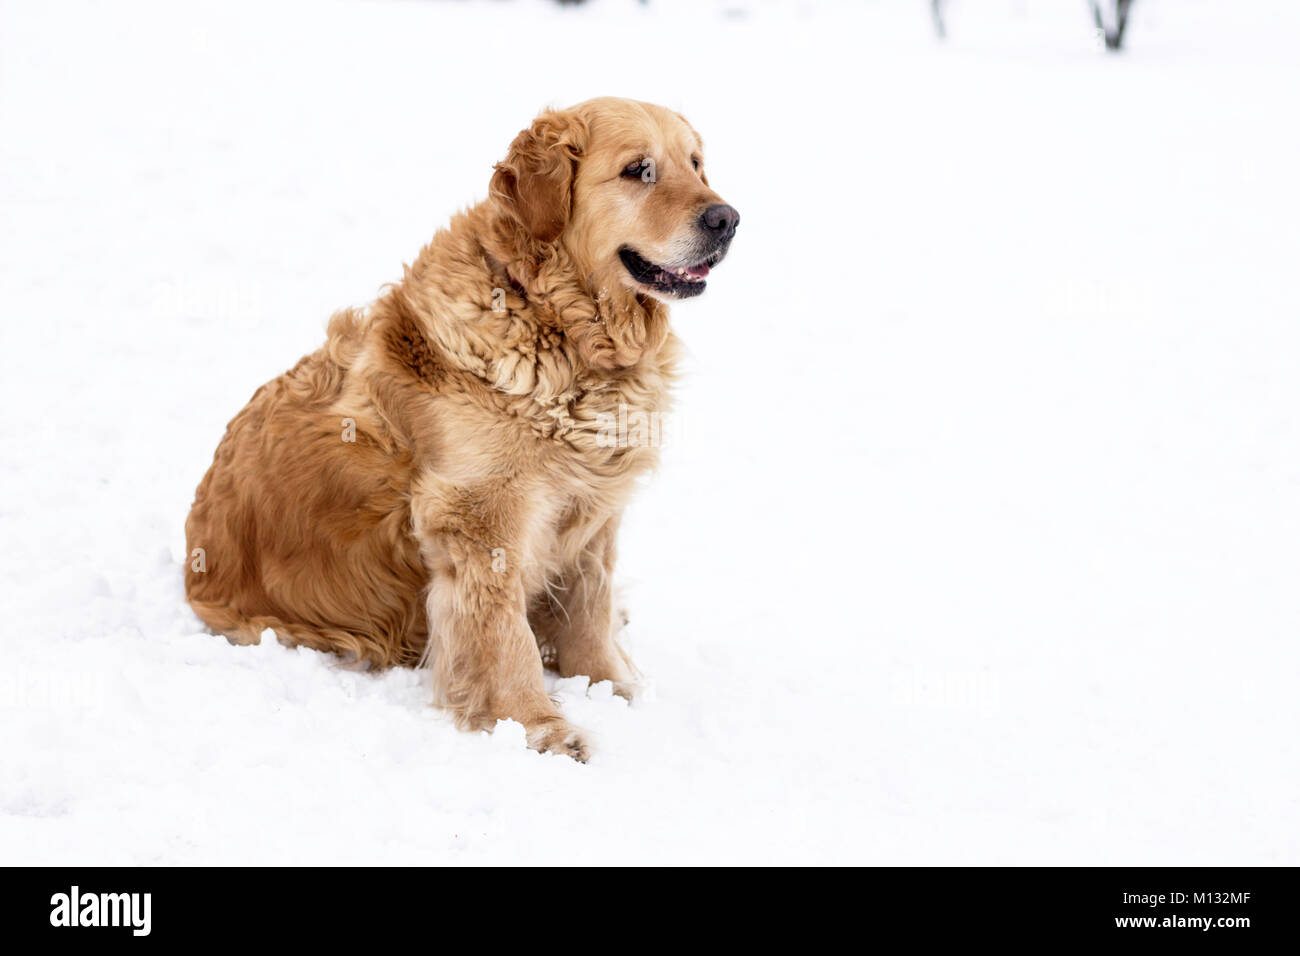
363;287;675;575
462;317;672;501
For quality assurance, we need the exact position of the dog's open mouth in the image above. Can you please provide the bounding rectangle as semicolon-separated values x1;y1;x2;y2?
619;247;724;299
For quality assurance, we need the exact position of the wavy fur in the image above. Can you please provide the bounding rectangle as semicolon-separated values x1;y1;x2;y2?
184;98;732;759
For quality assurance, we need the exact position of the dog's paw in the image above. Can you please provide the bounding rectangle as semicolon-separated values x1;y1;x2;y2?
610;680;640;702
527;720;592;763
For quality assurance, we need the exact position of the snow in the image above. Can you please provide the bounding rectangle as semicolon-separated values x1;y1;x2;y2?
1;0;1298;864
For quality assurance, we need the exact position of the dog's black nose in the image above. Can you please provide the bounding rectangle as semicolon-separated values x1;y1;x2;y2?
699;204;740;237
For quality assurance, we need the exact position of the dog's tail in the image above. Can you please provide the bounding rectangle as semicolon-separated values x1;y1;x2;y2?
186;598;394;668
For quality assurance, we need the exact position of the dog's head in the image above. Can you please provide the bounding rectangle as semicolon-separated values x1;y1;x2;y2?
490;97;738;302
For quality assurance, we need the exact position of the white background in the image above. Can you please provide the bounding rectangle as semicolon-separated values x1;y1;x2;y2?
1;0;1297;864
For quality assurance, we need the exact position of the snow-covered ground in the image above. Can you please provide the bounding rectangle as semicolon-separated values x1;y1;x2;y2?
2;0;1298;864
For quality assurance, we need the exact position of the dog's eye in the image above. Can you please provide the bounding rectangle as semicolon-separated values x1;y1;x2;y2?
621;158;655;183
691;156;701;172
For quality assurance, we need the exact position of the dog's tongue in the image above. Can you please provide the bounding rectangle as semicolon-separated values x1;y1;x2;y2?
685;262;710;278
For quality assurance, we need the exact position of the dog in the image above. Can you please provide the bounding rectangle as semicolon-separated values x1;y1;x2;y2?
184;97;739;760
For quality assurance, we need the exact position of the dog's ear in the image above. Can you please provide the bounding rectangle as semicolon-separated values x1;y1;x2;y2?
490;109;588;245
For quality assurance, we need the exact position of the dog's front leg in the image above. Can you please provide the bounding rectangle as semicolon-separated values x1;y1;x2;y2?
532;517;638;700
414;487;589;761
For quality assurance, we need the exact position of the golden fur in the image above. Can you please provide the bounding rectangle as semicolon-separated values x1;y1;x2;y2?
184;98;737;760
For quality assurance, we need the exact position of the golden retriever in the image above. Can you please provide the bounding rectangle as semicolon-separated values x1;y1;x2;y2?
184;97;739;760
